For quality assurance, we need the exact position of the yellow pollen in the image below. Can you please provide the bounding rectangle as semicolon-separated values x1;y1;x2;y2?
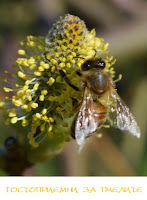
30;64;37;70
27;57;35;64
38;45;43;50
30;102;38;109
29;138;35;145
40;124;45;131
41;116;48;122
3;87;13;92
46;53;51;60
39;95;44;101
72;52;76;57
38;66;45;72
27;96;32;101
25;89;31;94
42;109;47;115
27;132;34;139
22;119;29;127
119;74;122;80
66;63;71;68
8;111;16;117
58;62;65;68
67;55;73;60
35;113;41;119
48;125;53;132
111;59;116;65
33;83;39;90
23;85;29;91
25;80;31;85
51;66;56;72
22;104;28;110
61;45;66;51
28;41;35;47
49;117;54;123
34;71;42;76
31;125;37;134
41;90;48;95
12;99;23;107
42;63;50;69
18;49;25;55
103;43;109;51
18;71;27;80
15;84;21;88
71;59;76;64
47;77;55;86
51;59;57;65
22;60;29;67
11;117;18;124
27;35;34;40
55;53;59;58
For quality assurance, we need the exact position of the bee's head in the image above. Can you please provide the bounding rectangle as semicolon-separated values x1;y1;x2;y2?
81;58;106;71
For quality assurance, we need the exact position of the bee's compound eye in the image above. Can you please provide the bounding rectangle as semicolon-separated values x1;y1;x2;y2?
82;60;93;71
97;59;105;68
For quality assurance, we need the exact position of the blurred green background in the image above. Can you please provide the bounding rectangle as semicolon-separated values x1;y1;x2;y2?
0;0;147;176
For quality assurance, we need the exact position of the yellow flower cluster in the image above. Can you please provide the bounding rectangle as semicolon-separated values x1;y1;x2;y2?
0;14;116;148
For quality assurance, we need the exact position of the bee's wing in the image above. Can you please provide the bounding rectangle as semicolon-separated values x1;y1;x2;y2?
110;91;140;138
75;87;104;147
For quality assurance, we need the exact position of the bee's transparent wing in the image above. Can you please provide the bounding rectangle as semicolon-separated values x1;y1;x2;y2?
75;87;99;148
111;91;140;138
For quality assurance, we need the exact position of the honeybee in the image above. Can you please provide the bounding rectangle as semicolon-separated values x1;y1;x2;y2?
70;58;141;147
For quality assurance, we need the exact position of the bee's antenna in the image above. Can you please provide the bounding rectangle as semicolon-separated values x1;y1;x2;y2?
94;49;102;57
73;56;85;60
94;49;97;57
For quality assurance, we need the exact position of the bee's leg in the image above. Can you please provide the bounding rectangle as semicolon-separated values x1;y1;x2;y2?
76;70;82;77
71;115;77;139
59;69;79;91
